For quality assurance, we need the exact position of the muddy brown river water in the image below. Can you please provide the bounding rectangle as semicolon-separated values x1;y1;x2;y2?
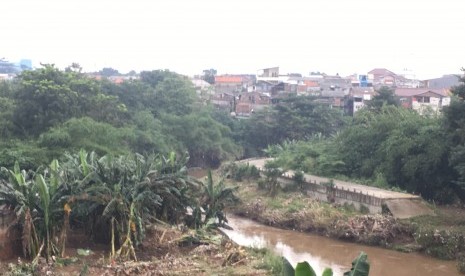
223;215;460;276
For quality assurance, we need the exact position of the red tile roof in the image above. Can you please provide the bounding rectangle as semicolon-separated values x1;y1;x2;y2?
215;76;243;83
304;80;319;87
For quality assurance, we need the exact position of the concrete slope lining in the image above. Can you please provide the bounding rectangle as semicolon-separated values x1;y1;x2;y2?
384;198;435;219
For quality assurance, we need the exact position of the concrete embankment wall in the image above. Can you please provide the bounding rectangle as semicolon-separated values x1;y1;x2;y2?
260;171;383;214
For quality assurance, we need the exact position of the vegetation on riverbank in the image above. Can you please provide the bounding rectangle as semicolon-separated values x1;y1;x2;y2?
0;150;272;275
230;178;414;248
1;223;276;276
228;170;465;273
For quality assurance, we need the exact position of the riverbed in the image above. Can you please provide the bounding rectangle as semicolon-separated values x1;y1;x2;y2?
223;215;460;276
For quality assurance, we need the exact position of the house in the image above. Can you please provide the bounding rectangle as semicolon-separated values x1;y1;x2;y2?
214;75;255;94
234;92;271;117
349;74;373;88
210;92;235;112
303;79;320;92
257;67;279;78
349;87;376;115
214;75;243;94
396;75;421;88
395;88;451;115
191;78;213;95
423;74;461;90
368;68;398;87
316;90;347;109
320;75;351;91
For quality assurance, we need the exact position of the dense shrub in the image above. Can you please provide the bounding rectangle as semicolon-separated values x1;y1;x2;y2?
415;229;465;260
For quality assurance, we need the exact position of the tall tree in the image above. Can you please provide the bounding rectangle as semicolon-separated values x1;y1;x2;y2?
12;64;125;136
98;67;120;77
443;69;465;195
367;86;399;111
243;96;346;154
201;68;217;84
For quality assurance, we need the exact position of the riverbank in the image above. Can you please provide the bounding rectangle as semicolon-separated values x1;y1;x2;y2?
230;179;415;247
228;178;465;273
0;223;277;275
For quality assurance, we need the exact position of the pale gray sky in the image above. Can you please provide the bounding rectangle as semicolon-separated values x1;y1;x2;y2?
2;0;465;79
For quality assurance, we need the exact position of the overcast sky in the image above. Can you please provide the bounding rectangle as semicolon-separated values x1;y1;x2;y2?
2;0;464;79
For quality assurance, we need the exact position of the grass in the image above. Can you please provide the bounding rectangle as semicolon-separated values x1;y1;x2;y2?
249;247;284;276
229;178;359;232
229;172;465;271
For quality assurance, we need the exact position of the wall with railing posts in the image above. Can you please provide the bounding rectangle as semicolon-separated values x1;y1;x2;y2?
256;166;383;214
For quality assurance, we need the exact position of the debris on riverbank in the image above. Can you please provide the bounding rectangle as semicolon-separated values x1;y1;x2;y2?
231;180;415;247
229;178;465;274
0;223;274;275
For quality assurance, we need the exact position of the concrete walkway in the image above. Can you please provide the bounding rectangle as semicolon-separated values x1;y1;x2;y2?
243;158;420;200
241;158;434;218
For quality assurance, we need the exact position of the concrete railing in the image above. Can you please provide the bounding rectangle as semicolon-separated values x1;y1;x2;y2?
256;166;383;213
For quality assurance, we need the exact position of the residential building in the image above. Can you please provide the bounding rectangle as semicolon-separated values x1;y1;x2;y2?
423;74;461;90
235;91;271;117
214;75;255;94
257;67;279;78
210;92;235;111
349;87;376;115
367;68;397;87
395;88;450;115
191;78;213;95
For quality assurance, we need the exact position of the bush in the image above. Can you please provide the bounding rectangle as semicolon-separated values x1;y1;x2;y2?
227;162;261;182
458;253;465;274
251;248;283;275
359;204;370;214
257;179;267;190
415;229;465;260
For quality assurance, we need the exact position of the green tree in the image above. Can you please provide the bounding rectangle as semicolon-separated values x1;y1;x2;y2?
98;67;120;77
243;96;346;155
161;111;240;167
12;65;130;136
443;69;465;197
366;86;399;111
335;106;456;202
201;68;217;84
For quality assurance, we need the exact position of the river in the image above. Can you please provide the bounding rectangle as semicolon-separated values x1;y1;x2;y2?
222;215;460;276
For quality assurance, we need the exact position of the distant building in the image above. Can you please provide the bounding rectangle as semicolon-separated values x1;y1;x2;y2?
367;68;397;87
395;88;450;115
235;92;271;117
191;78;213;95
210;92;235;111
19;59;32;70
257;67;279;78
349;87;376;115
0;58;17;74
424;74;461;90
214;75;254;94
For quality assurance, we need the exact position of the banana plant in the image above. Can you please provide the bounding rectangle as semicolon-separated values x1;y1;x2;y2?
343;252;370;276
283;258;333;276
0;162;39;258
282;252;369;276
199;170;238;228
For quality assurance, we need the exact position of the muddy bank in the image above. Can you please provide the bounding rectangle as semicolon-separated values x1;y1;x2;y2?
231;193;415;249
0;224;274;276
